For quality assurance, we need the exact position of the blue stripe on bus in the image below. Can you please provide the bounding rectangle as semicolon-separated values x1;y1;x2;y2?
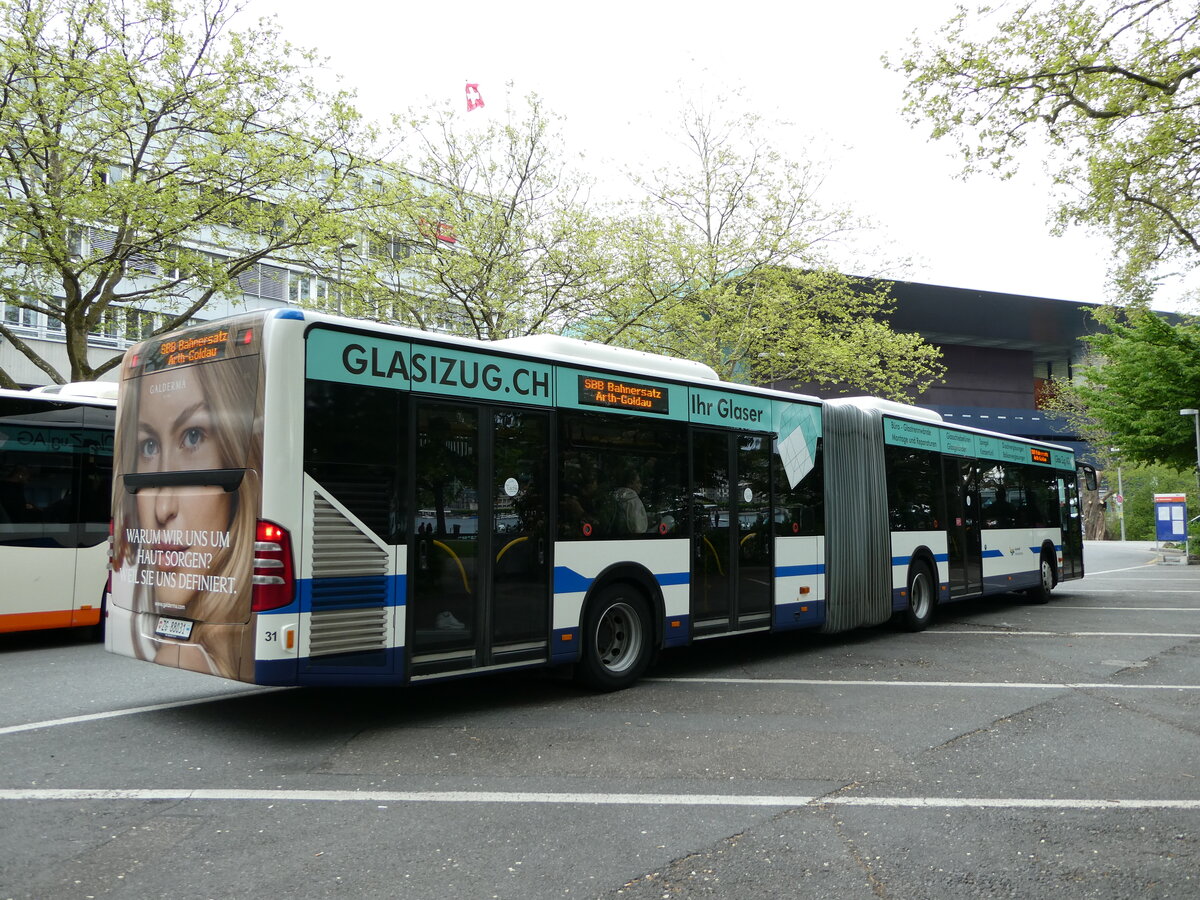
553;566;689;593
553;567;594;594
663;614;690;647
257;648;406;685
984;571;1040;592
296;574;407;611
551;627;580;663
773;600;822;630
891;554;950;567
775;564;824;577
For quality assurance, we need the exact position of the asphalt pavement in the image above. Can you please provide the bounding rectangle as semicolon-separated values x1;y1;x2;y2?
0;539;1196;899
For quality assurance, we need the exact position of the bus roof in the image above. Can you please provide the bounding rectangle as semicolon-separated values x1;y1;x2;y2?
151;308;829;408
0;385;117;407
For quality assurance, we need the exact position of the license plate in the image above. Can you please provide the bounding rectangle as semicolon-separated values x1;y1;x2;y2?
155;616;194;640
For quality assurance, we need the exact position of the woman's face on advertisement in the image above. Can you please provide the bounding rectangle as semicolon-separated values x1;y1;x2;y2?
134;369;232;611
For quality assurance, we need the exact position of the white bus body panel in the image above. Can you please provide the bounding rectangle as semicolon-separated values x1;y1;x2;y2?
552;539;690;632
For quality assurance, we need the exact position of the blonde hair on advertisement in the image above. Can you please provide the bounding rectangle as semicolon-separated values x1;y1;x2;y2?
113;356;262;625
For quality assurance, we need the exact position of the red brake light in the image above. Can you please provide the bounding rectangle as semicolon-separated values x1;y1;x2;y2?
252;520;295;611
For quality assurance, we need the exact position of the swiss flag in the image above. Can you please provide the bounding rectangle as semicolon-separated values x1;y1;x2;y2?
465;83;485;112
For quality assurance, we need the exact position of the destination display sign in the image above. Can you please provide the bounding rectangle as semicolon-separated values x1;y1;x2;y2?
884;416;1073;470
151;327;230;369
577;375;669;415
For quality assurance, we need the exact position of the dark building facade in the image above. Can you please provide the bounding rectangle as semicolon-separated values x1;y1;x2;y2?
850;279;1102;460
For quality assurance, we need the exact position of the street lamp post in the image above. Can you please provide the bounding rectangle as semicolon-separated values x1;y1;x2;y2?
1110;447;1126;542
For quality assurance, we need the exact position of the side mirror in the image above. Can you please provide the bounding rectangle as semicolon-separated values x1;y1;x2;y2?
1079;464;1098;492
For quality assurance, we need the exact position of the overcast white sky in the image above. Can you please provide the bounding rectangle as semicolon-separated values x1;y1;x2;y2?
248;0;1193;309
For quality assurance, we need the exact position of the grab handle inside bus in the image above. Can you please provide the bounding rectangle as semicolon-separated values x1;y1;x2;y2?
122;468;245;493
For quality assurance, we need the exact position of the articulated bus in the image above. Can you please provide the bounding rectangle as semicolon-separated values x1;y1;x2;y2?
0;385;116;635
106;310;1094;688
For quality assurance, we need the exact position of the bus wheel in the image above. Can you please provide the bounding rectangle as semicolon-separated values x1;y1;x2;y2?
1026;552;1055;604
577;585;652;692
901;561;935;632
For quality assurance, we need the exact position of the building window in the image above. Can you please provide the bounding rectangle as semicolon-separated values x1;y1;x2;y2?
124;308;155;342
288;273;328;304
3;301;36;329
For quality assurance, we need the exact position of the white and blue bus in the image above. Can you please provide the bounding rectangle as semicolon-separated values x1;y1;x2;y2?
106;310;1094;687
0;384;115;636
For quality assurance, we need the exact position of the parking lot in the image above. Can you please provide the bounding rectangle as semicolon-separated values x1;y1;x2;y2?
1;540;1196;899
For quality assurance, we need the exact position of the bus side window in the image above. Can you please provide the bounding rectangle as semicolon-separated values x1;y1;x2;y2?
775;439;824;536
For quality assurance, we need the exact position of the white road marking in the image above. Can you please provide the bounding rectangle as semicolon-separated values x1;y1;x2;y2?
820;796;1200;810
931;630;1200;637
1051;602;1200;609
648;677;1200;690
0;788;1196;811
1085;564;1164;574
5;664;1197;739
0;687;286;737
1060;592;1200;600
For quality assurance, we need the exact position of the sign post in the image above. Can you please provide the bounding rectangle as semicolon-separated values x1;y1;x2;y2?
1154;493;1189;560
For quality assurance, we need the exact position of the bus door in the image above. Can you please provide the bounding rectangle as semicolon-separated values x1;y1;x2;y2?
690;430;772;636
1058;473;1084;579
409;401;551;677
942;457;983;596
72;404;116;622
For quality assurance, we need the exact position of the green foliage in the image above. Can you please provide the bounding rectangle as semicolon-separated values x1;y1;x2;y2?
343;92;619;341
1052;305;1200;470
573;97;943;398
0;0;375;385
347;90;940;399
582;267;945;399
1;0;946;398
1103;462;1195;540
891;0;1200;296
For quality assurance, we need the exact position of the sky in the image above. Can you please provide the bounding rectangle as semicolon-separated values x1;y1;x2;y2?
247;0;1193;310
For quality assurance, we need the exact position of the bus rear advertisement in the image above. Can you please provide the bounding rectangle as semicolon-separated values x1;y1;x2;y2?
106;309;1094;689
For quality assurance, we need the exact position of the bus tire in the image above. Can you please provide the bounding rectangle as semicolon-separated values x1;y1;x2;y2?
900;560;936;632
576;584;653;692
1026;552;1055;604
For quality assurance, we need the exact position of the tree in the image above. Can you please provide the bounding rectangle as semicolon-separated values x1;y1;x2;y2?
581;266;944;399
1049;305;1200;469
575;96;943;398
891;0;1200;297
0;0;377;386
1100;461;1194;540
346;92;621;341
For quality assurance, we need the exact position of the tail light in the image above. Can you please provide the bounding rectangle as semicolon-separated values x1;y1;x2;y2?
252;520;295;611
